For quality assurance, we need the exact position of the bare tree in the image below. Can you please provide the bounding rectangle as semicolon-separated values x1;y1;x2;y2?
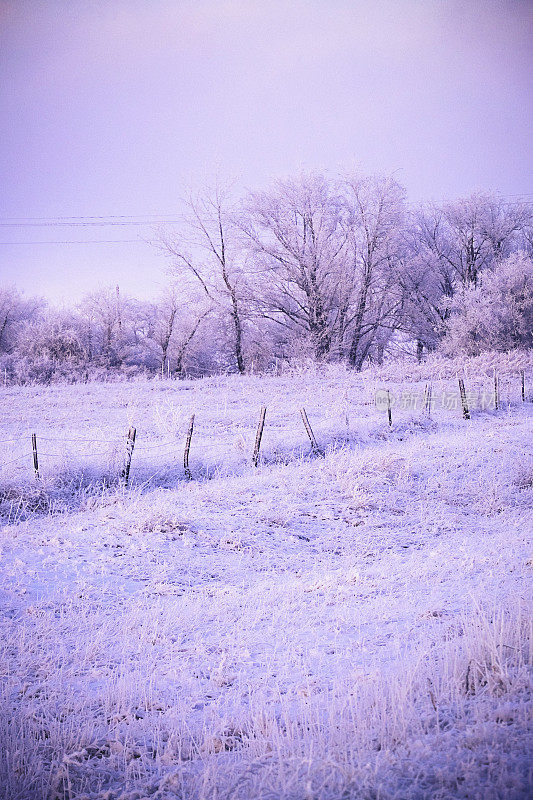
341;175;407;370
242;174;351;361
0;288;43;354
404;194;532;357
150;284;210;375
152;287;180;369
17;310;86;363
157;188;249;374
415;193;530;290
79;286;134;365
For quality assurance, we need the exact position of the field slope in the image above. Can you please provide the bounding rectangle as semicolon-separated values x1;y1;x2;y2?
1;359;532;799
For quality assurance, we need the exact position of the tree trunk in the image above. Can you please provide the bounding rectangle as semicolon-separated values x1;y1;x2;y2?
353;335;374;372
231;298;245;374
309;307;331;361
161;308;176;370
0;313;9;352
348;279;370;368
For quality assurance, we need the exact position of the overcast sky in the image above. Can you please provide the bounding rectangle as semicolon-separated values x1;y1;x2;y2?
1;0;531;302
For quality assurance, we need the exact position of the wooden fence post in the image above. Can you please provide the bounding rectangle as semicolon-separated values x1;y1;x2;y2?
252;406;267;467
521;370;525;402
300;408;320;453
424;383;432;415
31;433;39;479
387;391;392;427
184;414;195;479
120;426;136;487
458;378;470;420
493;373;499;411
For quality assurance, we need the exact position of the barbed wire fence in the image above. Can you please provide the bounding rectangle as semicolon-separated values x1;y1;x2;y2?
0;373;530;487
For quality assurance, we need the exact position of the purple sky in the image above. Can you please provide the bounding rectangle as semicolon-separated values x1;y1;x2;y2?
1;0;532;302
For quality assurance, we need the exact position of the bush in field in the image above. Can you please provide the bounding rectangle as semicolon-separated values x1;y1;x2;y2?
0;288;44;355
3;312;87;383
442;252;533;356
17;313;86;362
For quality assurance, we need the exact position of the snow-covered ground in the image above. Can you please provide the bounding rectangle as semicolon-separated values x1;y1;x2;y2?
0;354;532;799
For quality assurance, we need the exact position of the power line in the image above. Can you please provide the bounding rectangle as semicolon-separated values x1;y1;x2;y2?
494;192;533;198
0;220;180;227
0;214;179;221
0;239;147;245
0;194;531;226
0;193;531;242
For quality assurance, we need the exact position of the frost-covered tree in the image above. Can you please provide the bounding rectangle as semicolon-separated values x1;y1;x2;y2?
242;174;351;361
17;311;86;362
157;188;249;374
152;287;179;369
404;195;532;357
241;173;408;370
148;284;210;376
0;288;43;354
79;285;131;365
442;252;533;356
417;194;530;289
8;309;90;383
399;228;450;358
340;175;408;370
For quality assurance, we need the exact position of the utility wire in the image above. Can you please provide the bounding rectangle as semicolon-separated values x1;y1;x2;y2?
0;239;146;245
0;220;180;227
1;195;530;244
0;211;180;222
0;193;531;226
0;214;181;222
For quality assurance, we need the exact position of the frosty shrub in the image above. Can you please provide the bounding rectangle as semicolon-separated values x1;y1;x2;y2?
7;312;88;384
17;313;86;362
442;252;533;356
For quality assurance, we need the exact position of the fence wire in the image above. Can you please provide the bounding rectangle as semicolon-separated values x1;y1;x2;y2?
0;374;529;482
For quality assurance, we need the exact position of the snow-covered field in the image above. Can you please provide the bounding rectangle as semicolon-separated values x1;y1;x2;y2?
1;354;532;800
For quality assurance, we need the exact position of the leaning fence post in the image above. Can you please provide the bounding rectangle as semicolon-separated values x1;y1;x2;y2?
300;408;320;453
521;370;525;402
184;414;195;479
120;426;136;487
31;433;40;479
458;378;470;420
252;406;267;467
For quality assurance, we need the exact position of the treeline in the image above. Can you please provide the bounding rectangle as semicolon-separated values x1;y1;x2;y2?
1;173;532;384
